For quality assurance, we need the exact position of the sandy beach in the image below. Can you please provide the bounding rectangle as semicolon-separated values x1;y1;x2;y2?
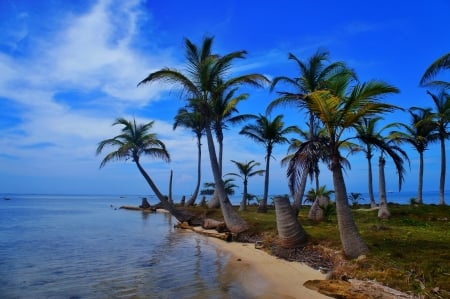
208;237;331;299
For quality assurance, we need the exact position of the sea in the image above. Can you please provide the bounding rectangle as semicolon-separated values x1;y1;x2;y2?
0;194;260;299
0;190;447;299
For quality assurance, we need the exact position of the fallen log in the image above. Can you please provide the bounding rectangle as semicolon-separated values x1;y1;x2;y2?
119;205;157;212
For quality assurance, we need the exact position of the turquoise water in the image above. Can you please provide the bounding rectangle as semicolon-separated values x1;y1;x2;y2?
0;195;253;299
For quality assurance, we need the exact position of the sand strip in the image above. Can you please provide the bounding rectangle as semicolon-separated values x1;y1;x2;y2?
208;238;332;299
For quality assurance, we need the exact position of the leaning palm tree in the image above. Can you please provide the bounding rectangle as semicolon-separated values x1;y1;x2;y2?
426;90;450;205
96;118;192;222
240;114;299;213
302;80;400;258
173;107;205;206
138;36;268;233
227;160;265;211
420;52;450;90
390;107;437;204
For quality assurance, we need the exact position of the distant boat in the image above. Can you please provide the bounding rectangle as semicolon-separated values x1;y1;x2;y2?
3;197;11;200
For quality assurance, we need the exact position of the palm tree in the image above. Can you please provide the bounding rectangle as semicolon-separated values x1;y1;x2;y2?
268;50;355;212
96;118;192;222
173;107;205;206
390;107;437;204
306;185;334;221
274;195;308;248
200;178;238;197
226;160;265;211
303;80;400;258
354;117;406;209
138;36;268;233
376;137;409;219
420;52;450;90
240;114;298;213
283;121;331;214
426;90;450;205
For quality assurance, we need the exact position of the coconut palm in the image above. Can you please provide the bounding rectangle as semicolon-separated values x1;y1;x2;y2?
268;50;355;211
227;160;265;211
200;178;238;197
173;107;205;206
376;137;409;219
426;90;450;205
390;107;437;204
420;52;450;90
274;195;308;248
240;114;299;213
303;80;400;258
138;36;268;233
96;118;192;222
354;117;406;209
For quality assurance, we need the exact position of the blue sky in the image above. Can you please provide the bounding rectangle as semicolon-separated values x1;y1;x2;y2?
1;0;449;197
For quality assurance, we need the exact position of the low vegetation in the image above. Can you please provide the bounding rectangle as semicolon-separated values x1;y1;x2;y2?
185;202;450;298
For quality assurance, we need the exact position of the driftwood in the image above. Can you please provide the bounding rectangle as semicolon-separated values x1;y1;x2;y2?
120;205;156;212
176;222;232;241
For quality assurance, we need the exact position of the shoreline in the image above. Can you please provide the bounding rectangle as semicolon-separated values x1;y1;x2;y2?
207;237;331;299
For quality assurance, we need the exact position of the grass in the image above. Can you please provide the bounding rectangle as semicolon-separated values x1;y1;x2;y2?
187;202;450;298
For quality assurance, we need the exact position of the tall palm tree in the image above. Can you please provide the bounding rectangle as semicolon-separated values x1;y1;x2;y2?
391;107;437;204
227;160;265;211
354;117;405;208
420;52;450;90
173;107;205;206
138;36;268;233
96;118;192;222
303;80;400;258
268;50;355;210
376;136;409;218
426;90;450;205
240;114;298;213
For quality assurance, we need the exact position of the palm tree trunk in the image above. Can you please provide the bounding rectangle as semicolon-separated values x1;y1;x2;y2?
239;179;248;211
417;152;424;204
377;156;390;218
367;156;377;208
259;146;271;213
207;134;224;209
292;170;308;215
274;195;307;248
331;154;369;258
134;160;192;223
168;169;173;205
439;138;446;205
204;125;248;233
186;136;202;206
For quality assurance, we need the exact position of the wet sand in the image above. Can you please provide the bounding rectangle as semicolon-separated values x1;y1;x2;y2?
208;238;331;299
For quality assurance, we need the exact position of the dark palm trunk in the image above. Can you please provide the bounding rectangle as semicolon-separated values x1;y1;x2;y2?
186;135;202;206
292;170;308;215
417;152;424;204
207;132;224;209
239;178;248;211
377;156;390;218
274;195;308;248
259;145;272;213
439;138;446;205
168;169;173;205
367;154;377;208
205;125;248;233
331;152;369;258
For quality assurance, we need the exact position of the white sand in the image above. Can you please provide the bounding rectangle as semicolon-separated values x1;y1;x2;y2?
208;238;331;299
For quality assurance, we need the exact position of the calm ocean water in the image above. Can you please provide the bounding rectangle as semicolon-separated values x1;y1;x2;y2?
0;195;257;299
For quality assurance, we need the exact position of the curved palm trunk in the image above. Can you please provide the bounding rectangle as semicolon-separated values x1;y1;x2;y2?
168;169;173;205
439;138;446;205
205;125;248;233
417;152;424;204
239;179;248;211
292;170;308;215
207;132;224;209
186;136;202;206
134;160;192;223
331;154;369;258
377;156;390;218
274;195;308;248
367;155;377;208
259;146;272;213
